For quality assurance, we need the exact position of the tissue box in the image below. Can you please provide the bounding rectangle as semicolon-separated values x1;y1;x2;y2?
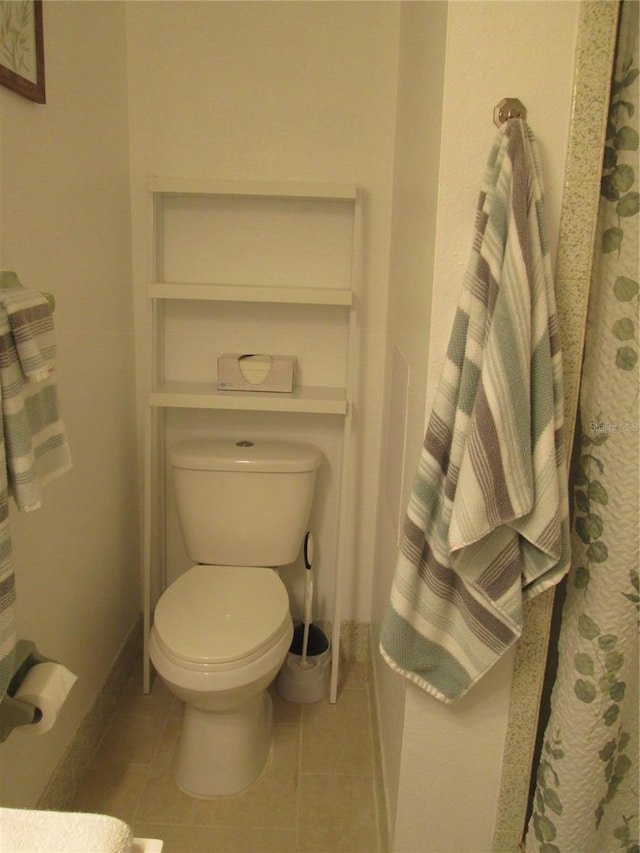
217;353;296;393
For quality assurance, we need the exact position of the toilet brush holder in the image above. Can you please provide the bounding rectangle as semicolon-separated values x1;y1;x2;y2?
276;623;330;703
276;645;331;704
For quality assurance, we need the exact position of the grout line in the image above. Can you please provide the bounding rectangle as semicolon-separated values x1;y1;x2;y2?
294;703;305;852
367;639;389;853
130;713;172;827
365;667;384;853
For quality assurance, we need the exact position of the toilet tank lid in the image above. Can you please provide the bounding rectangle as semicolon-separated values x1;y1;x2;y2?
169;439;322;473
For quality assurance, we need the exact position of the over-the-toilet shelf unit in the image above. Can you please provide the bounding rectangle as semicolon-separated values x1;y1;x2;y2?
142;177;361;704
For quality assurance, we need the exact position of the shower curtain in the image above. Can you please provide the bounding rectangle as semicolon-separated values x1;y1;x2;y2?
526;3;639;851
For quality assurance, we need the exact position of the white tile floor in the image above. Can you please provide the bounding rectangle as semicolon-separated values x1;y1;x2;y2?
72;657;387;853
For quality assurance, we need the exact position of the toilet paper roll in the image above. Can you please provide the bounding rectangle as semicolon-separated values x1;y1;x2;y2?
13;662;77;734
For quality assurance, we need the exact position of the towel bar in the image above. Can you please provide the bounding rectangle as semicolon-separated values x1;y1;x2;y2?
0;269;55;312
493;97;527;127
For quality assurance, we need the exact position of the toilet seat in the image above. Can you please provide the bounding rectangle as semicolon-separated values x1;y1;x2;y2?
153;564;291;671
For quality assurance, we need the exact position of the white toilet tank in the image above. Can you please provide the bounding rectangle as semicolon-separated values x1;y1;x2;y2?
169;438;322;567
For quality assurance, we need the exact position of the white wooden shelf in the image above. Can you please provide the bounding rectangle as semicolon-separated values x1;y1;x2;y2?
148;175;357;201
148;282;352;306
150;382;347;415
142;177;360;705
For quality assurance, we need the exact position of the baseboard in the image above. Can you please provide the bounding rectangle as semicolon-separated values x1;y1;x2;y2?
37;617;142;811
339;619;371;663
315;619;371;664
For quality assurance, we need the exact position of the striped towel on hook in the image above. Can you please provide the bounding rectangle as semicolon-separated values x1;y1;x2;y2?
380;119;570;703
0;287;72;510
0;286;72;701
0;286;56;381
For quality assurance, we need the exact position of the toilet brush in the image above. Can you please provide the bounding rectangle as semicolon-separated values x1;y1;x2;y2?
301;531;314;668
277;531;330;702
301;572;313;668
289;532;329;662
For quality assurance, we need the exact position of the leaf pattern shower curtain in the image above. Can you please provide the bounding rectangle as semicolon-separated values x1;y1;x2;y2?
526;3;639;852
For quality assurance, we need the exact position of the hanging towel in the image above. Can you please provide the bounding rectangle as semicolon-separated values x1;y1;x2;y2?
0;465;14;703
0;287;72;702
380;119;571;703
0;286;56;381
0;288;72;511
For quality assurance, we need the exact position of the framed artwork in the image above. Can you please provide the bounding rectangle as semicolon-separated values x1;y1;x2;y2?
0;0;45;103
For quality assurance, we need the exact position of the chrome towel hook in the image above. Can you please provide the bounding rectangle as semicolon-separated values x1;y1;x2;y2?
493;97;527;128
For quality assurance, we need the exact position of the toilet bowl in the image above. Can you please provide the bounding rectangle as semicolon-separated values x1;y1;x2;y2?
150;564;293;796
149;438;321;797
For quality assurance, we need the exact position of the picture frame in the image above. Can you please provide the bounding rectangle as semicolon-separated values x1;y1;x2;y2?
0;0;45;104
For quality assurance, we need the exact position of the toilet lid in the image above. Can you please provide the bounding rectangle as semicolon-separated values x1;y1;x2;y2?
153;564;290;666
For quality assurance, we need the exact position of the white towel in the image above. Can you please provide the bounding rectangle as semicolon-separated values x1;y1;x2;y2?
0;808;132;852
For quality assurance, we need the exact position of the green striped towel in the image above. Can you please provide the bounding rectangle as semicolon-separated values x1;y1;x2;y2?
380;119;570;703
0;286;72;701
1;286;56;381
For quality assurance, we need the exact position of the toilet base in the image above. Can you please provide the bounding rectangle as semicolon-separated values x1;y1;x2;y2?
173;690;273;797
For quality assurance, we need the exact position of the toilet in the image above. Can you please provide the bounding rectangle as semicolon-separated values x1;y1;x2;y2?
149;437;321;798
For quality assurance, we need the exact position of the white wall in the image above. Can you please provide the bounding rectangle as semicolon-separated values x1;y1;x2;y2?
373;0;448;831
126;0;402;623
0;1;139;805
372;2;580;850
